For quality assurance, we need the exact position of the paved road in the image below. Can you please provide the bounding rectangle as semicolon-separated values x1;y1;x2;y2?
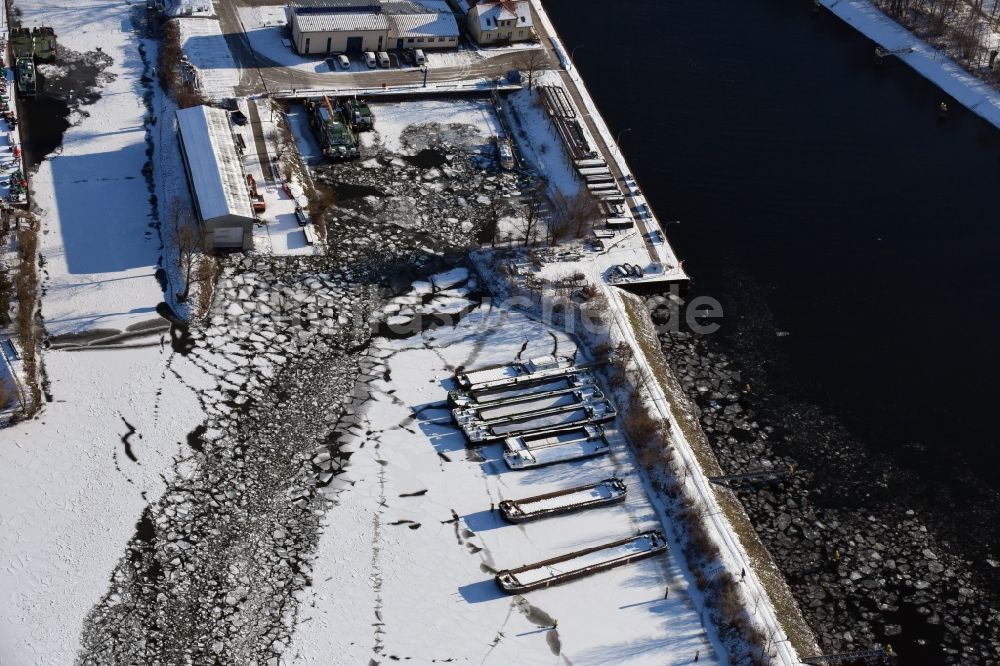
218;0;559;95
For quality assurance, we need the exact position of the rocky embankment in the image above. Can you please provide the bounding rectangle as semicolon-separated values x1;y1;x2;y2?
655;325;1000;664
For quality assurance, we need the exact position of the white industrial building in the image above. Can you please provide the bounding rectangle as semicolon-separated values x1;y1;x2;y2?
289;0;459;55
465;0;533;46
176;105;255;251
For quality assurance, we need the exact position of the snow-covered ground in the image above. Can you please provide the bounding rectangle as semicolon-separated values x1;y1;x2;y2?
365;97;504;154
237;6;336;75
233;99;319;256
290;296;723;665
17;0;165;337
504;76;582;199
821;0;1000;130
0;345;207;664
177;17;240;99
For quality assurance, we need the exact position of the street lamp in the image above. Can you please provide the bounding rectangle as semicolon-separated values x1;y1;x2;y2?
613;127;631;155
569;44;584;69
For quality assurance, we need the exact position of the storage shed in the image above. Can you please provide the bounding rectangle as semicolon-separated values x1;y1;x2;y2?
289;0;459;55
176;105;255;251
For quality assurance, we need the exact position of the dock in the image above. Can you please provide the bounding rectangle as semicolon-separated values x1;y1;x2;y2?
499;477;627;523
495;530;668;594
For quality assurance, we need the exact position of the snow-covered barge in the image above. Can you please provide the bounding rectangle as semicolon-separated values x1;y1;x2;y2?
447;370;597;408
498;477;627;523
454;355;575;390
452;383;604;425
495;530;668;593
463;396;616;445
502;424;611;469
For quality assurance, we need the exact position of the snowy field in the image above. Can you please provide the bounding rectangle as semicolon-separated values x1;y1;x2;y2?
290;297;723;665
16;0;166;337
0;345;207;664
365;97;503;154
177;17;240;99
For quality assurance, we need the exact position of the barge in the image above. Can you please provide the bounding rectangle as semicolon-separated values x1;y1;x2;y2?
502;424;612;470
447;371;596;408
453;384;604;425
15;57;35;97
463;398;616;445
498;477;627;523
305;95;359;160
455;355;574;390
495;530;667;593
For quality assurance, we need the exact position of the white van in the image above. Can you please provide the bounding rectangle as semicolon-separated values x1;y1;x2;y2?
364;51;376;68
413;48;426;65
337;54;350;70
377;51;390;68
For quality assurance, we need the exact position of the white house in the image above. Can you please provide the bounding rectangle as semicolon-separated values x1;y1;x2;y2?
175;106;255;251
465;0;533;46
289;0;460;55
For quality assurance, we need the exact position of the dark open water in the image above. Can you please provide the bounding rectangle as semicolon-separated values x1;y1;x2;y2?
545;0;1000;513
544;0;1000;656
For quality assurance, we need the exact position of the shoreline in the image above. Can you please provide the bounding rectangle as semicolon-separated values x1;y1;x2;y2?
820;0;1000;129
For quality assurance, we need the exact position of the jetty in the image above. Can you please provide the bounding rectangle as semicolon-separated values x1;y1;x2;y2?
499;477;627;523
495;530;667;593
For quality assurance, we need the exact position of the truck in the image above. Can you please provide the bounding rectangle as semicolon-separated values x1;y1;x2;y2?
305;96;359;161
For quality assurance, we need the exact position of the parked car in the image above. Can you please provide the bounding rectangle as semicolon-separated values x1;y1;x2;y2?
337;54;350;70
364;51;376;68
377;51;390;68
230;110;248;126
413;48;426;65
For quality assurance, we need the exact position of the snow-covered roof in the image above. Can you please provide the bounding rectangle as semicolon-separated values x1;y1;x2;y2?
469;0;531;30
291;0;455;34
175;105;254;221
294;11;389;32
390;11;458;38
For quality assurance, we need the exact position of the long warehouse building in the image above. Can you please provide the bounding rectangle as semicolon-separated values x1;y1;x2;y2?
176;105;255;251
289;0;459;55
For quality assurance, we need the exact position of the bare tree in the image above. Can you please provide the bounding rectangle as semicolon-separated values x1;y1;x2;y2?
549;189;601;242
515;49;546;92
304;182;336;243
170;201;204;302
487;194;505;247
515;193;543;246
